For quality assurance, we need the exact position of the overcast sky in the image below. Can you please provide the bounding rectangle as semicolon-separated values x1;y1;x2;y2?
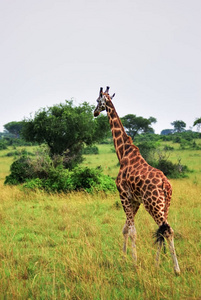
0;0;200;134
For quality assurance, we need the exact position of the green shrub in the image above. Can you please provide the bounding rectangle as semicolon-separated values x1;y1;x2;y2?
95;171;117;192
71;167;100;191
70;167;116;193
5;148;116;193
136;140;189;178
22;166;116;193
151;159;188;179
137;141;159;162
82;146;99;155
4;156;34;185
6;151;20;157
23;178;43;190
0;141;7;150
179;139;192;149
99;138;113;144
5;149;34;157
163;145;174;151
22;169;74;192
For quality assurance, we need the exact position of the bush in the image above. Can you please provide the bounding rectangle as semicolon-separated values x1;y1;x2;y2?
179;139;192;149
163;145;174;151
23;178;43;190
4;156;34;185
136;140;189;178
137;141;159;162
99;138;113;144
0;141;7;150
70;167;116;193
71;167;100;191
151;159;189;179
6;151;20;157
82;146;99;155
23;168;74;192
22;166;116;193
5;148;116;193
5;149;35;157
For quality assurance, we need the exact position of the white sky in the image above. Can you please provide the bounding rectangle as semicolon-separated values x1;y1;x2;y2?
0;0;201;134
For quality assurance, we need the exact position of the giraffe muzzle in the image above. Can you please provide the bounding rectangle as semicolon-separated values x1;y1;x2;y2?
94;110;100;117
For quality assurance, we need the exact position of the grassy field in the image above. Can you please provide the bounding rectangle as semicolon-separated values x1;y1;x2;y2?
0;143;201;299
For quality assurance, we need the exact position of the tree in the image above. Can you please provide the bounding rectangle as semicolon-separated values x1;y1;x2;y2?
193;117;201;132
160;129;174;135
121;114;157;139
171;120;186;133
193;117;201;126
4;121;24;138
21;100;110;169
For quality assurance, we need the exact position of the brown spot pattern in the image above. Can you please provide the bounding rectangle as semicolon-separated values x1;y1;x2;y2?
102;93;174;243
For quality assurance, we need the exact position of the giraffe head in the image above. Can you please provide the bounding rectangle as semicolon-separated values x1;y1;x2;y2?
94;86;115;117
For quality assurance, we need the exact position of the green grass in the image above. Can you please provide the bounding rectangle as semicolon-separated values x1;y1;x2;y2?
82;144;119;178
0;144;201;299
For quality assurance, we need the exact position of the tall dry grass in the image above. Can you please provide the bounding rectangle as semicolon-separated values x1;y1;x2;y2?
0;144;201;299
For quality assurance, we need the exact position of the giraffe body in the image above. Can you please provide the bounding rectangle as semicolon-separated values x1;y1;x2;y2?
94;87;180;275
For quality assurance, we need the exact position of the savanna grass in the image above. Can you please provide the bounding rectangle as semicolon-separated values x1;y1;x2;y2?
0;144;201;299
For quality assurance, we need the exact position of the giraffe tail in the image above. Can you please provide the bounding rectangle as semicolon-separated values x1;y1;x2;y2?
153;223;170;254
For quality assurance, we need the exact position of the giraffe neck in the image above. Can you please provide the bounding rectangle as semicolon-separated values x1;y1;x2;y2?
106;100;134;162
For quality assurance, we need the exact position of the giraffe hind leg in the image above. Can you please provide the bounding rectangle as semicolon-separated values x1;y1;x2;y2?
153;223;167;267
154;223;180;276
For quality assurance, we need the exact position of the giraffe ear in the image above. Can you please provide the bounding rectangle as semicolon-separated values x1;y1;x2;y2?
111;93;115;100
99;87;103;96
105;86;110;93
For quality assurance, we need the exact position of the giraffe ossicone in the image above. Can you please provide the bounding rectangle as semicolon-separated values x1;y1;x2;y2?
94;86;180;276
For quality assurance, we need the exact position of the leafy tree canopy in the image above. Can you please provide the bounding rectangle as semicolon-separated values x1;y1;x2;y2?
171;120;186;133
4;121;24;137
121;114;157;139
193;117;201;126
160;129;174;135
193;117;201;130
21;100;110;169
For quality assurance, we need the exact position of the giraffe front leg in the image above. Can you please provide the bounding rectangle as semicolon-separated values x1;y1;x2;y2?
122;223;129;258
120;196;140;265
129;224;137;264
122;223;137;264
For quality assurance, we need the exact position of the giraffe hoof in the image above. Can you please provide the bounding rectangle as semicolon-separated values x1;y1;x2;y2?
122;255;127;261
174;268;181;276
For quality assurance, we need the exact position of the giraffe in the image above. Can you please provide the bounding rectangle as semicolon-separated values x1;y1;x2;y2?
94;86;180;275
